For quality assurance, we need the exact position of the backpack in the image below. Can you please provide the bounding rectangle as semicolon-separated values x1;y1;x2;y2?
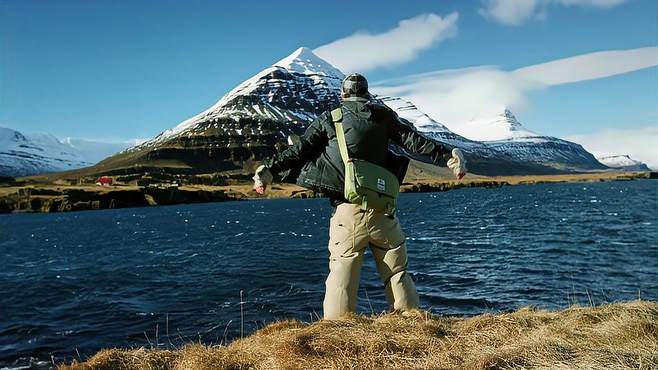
331;107;400;215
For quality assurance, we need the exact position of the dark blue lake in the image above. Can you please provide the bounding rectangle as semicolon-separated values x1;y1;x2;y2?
1;180;657;369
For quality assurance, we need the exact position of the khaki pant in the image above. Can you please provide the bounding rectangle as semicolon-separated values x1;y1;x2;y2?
323;203;419;320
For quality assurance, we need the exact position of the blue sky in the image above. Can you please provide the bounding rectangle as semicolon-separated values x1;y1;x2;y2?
0;0;656;163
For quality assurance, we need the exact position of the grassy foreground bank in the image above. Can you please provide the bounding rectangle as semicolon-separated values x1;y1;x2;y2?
61;300;657;370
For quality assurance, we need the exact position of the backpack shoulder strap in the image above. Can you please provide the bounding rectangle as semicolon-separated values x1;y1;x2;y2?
331;108;350;165
330;107;343;123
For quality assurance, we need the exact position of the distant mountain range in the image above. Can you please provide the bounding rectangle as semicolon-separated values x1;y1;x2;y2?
2;47;650;178
596;155;651;171
0;127;134;177
95;47;606;176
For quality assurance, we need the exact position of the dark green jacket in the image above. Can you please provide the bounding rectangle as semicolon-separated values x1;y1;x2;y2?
267;98;454;200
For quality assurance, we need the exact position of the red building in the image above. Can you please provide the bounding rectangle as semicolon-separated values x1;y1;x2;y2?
95;176;113;186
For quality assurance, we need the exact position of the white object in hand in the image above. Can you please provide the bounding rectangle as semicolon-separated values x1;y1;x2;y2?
253;165;273;194
447;148;467;179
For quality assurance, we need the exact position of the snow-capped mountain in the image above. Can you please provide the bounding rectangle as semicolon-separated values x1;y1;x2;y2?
597;155;651;171
0;127;136;177
372;100;604;172
0;127;91;177
99;47;347;173
378;96;480;148
444;109;605;171
140;47;344;148
375;98;518;159
98;47;605;176
458;109;539;142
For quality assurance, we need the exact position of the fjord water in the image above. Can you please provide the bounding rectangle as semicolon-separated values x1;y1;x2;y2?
1;180;657;368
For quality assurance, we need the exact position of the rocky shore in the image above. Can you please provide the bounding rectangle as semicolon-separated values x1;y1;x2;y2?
0;171;654;214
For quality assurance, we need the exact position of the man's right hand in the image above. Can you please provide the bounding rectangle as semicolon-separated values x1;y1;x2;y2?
447;148;467;180
253;165;273;194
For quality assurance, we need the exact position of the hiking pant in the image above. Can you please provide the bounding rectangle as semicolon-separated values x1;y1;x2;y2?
323;203;419;320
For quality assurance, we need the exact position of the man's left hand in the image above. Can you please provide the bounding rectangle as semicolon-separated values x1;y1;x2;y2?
447;148;467;180
253;165;273;194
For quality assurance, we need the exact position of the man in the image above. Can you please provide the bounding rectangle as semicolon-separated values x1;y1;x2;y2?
253;73;467;320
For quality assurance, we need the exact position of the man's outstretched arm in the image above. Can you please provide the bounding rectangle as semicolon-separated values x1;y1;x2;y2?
386;109;467;179
253;113;329;193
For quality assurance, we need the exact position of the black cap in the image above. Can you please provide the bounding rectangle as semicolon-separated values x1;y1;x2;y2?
341;73;369;98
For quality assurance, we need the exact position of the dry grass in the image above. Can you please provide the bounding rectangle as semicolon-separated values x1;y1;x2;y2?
406;170;653;187
61;300;658;370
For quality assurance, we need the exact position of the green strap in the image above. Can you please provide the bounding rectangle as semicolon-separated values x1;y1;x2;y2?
331;108;350;165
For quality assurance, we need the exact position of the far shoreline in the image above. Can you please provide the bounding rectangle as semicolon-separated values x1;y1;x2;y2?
1;171;655;214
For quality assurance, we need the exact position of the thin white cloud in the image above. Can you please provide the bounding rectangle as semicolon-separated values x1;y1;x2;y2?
374;66;542;135
480;0;626;26
372;47;657;133
558;0;625;7
314;13;458;73
513;47;658;85
564;126;658;170
479;0;540;26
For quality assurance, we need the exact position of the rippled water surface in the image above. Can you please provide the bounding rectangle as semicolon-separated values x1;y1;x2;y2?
1;180;657;368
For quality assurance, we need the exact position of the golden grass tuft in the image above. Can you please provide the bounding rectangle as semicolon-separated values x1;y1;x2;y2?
61;300;658;370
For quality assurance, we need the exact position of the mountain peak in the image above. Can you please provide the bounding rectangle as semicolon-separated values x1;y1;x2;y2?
496;108;524;130
277;46;322;64
456;108;539;141
274;47;344;79
138;46;346;146
501;108;518;121
289;46;315;59
597;154;650;170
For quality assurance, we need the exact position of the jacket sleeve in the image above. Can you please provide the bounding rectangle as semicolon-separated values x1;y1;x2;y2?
266;112;329;176
386;109;454;167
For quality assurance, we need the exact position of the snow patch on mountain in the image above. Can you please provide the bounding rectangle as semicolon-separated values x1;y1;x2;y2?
379;96;450;133
275;47;344;89
597;154;651;171
456;109;540;142
378;95;487;151
0;127;137;177
0;127;90;177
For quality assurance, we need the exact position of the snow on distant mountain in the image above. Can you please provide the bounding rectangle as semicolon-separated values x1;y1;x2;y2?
0;127;136;177
456;109;539;142
119;46;500;172
103;47;605;176
374;100;603;171
434;109;605;170
140;47;344;148
379;96;451;134
377;95;493;151
127;46;487;158
597;154;651;171
0;127;90;177
138;48;476;151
